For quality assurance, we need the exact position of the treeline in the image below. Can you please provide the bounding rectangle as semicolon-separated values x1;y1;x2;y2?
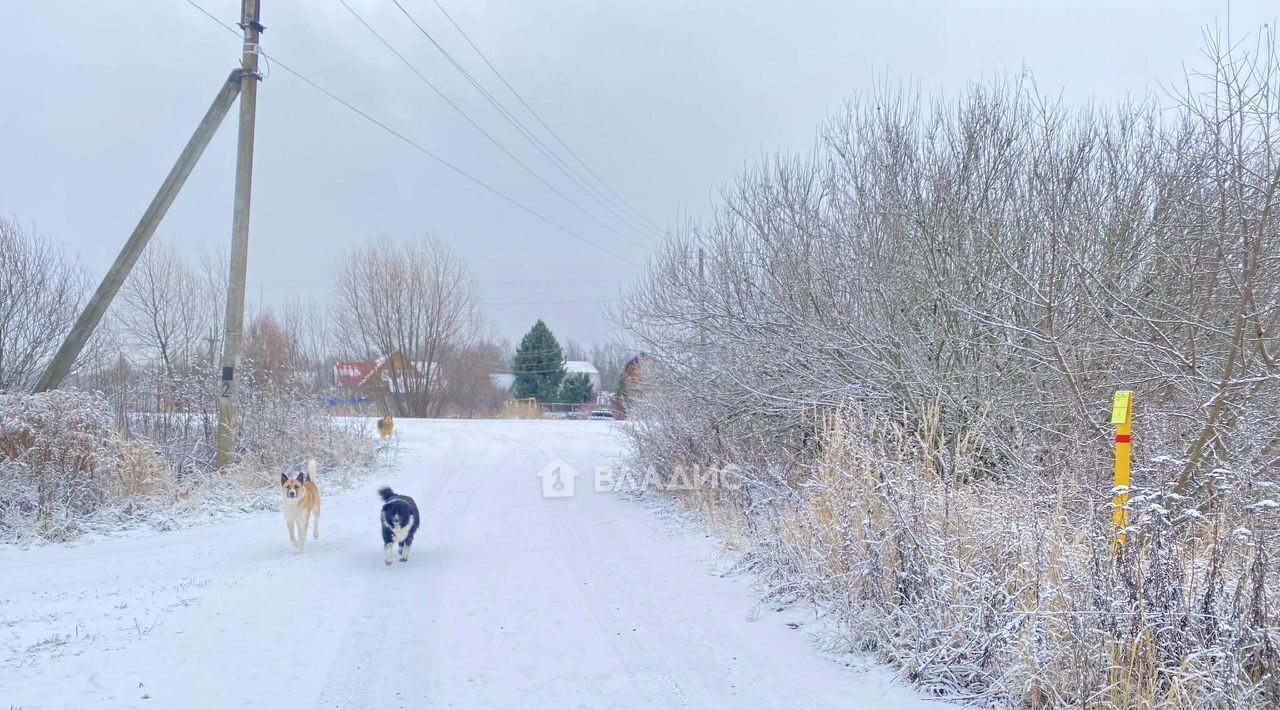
1;227;491;418
1;223;631;420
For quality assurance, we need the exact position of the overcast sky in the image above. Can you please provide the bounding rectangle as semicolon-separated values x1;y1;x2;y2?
3;0;1276;350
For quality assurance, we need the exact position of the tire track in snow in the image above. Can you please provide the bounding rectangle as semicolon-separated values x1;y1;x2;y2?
519;434;700;709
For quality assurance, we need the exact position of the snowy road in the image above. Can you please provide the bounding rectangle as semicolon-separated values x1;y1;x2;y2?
2;419;942;709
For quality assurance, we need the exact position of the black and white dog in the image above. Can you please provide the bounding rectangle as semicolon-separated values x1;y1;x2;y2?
377;486;420;566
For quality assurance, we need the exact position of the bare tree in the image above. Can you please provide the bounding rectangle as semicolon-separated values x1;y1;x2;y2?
113;243;210;376
589;340;631;392
438;339;508;417
561;339;586;360
334;234;482;417
195;242;229;362
279;297;334;389
279;298;328;366
614;30;1280;706
0;216;88;391
243;307;308;384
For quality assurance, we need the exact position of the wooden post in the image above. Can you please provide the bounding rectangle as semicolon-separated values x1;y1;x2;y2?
215;0;263;470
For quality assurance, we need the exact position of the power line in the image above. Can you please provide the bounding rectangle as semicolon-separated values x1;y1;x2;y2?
181;0;640;267
184;0;238;33
387;0;664;242
479;277;625;285
427;0;666;237
395;0;659;240
262;277;626;289
272;59;641;266
483;298;621;306
335;0;650;251
262;277;626;290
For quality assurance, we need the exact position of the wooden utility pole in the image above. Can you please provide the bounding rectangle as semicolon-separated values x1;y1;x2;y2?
215;0;264;470
33;72;245;392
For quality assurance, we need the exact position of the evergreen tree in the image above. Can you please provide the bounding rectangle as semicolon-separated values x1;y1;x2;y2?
558;373;595;404
512;320;565;401
613;371;631;418
614;371;630;403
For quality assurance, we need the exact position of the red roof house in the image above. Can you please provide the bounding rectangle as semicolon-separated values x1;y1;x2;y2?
333;360;375;388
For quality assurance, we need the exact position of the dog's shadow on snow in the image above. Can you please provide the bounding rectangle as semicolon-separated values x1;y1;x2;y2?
304;533;465;575
254;515;464;575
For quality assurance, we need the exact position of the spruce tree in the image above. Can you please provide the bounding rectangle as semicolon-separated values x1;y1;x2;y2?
512;320;565;402
558;373;594;404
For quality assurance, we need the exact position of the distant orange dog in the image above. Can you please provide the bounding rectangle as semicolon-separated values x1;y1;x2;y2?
377;415;395;439
281;459;321;552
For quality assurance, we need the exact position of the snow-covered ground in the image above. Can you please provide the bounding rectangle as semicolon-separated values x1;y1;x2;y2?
1;419;945;709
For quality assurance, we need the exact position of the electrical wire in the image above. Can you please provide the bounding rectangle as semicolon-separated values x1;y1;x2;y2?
268;59;641;266
387;0;664;242
484;298;622;306
184;0;237;33
426;0;666;237
181;0;640;267
336;0;651;251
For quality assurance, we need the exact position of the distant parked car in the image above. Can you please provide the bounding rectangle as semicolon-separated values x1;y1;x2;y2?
589;409;614;420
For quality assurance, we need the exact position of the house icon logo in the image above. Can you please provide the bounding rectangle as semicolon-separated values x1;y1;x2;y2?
537;459;580;498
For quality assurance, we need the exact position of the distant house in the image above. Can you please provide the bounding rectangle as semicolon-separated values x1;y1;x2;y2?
622;353;649;392
564;360;601;392
363;354;437;394
333;360;375;389
325;359;376;407
332;354;435;398
492;361;599;401
617;353;650;418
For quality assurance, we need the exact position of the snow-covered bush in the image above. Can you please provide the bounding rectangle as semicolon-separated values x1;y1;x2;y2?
87;360;375;477
772;411;1276;706
1;390;128;540
618;30;1280;708
230;368;376;487
0;375;375;543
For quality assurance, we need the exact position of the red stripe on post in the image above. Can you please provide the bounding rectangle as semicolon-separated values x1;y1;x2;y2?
1115;434;1132;444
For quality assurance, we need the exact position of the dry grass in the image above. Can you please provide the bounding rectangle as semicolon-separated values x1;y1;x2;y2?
1;387;376;543
501;397;544;419
109;430;176;500
647;406;1280;708
0;390;115;538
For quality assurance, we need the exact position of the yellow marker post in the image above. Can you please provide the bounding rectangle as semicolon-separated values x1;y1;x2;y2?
1111;390;1134;554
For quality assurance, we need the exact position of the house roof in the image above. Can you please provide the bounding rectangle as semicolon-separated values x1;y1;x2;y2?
333;360;375;387
564;360;599;375
361;357;439;386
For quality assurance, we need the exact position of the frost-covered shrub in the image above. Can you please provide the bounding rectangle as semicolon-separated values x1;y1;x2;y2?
0;390;122;539
617;29;1280;708
778;412;1277;707
625;403;1280;707
0;373;376;542
620;33;1280;500
230;369;376;487
93;363;375;485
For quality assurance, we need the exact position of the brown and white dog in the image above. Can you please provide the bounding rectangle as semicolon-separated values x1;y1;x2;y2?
281;459;321;552
377;415;395;439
